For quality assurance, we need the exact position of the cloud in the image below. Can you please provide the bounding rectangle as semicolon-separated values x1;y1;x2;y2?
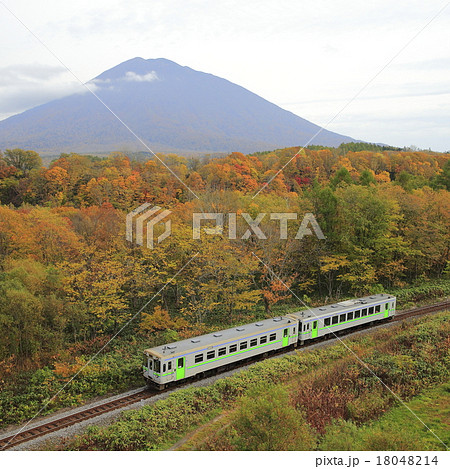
0;63;85;118
0;63;68;86
82;77;114;94
124;71;159;82
78;82;101;94
0;64;161;121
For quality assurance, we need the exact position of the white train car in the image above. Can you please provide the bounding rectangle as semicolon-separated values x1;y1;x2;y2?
143;316;298;389
290;293;396;344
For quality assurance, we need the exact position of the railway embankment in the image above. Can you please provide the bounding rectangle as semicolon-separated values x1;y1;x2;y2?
44;309;449;451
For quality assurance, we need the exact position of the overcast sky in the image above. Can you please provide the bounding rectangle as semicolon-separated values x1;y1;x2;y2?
1;0;449;151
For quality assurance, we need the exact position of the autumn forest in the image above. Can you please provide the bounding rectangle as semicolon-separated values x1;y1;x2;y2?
0;143;449;374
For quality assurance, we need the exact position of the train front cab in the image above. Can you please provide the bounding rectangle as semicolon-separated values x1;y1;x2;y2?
143;350;186;390
143;351;164;389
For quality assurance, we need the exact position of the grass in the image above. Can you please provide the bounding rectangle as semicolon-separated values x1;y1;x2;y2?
366;382;449;450
318;381;449;451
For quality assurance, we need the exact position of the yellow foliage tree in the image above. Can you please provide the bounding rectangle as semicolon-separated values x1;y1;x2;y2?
140;305;188;335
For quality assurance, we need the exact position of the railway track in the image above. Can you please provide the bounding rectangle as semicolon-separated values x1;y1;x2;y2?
0;388;158;450
394;299;449;321
1;298;448;450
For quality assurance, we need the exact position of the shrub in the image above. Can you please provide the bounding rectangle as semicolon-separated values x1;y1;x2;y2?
346;390;393;424
318;419;361;450
196;384;316;451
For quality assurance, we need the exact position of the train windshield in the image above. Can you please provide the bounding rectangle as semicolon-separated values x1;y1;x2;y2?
143;353;154;370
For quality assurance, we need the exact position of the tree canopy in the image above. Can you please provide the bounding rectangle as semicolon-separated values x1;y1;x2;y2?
0;145;448;364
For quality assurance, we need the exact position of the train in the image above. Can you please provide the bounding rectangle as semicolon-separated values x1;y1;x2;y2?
142;293;396;390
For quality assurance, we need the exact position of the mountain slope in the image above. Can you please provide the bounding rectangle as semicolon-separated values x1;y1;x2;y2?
0;57;356;154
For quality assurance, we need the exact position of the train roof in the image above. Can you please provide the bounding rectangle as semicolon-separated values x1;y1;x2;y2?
144;294;396;359
288;293;396;322
144;315;295;359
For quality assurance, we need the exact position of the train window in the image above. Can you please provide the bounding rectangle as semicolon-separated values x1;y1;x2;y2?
375;305;380;313
218;347;226;356
355;310;361;318
339;314;346;323
269;333;276;341
163;364;166;373
149;360;153;370
177;358;183;368
240;341;247;350
260;336;267;344
347;311;354;320
168;362;172;371
229;344;237;353
154;359;161;373
362;308;367;316
250;338;257;347
194;354;203;363
332;316;338;325
324;317;331;326
369;307;374;315
293;328;296;334
207;351;215;360
385;303;389;310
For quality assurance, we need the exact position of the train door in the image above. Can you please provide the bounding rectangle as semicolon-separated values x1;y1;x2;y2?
282;328;289;347
176;357;185;380
384;302;389;318
311;320;318;339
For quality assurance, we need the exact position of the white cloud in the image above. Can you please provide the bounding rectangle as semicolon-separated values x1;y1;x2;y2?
0;63;67;86
0;63;82;116
78;81;100;94
124;71;158;82
82;77;115;93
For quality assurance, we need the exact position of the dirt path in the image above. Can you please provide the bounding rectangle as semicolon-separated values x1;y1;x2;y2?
168;414;228;451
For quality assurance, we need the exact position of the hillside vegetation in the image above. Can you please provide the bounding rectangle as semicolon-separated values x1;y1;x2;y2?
0;144;449;427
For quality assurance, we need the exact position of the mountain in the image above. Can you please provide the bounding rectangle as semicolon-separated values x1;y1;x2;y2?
0;58;356;155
